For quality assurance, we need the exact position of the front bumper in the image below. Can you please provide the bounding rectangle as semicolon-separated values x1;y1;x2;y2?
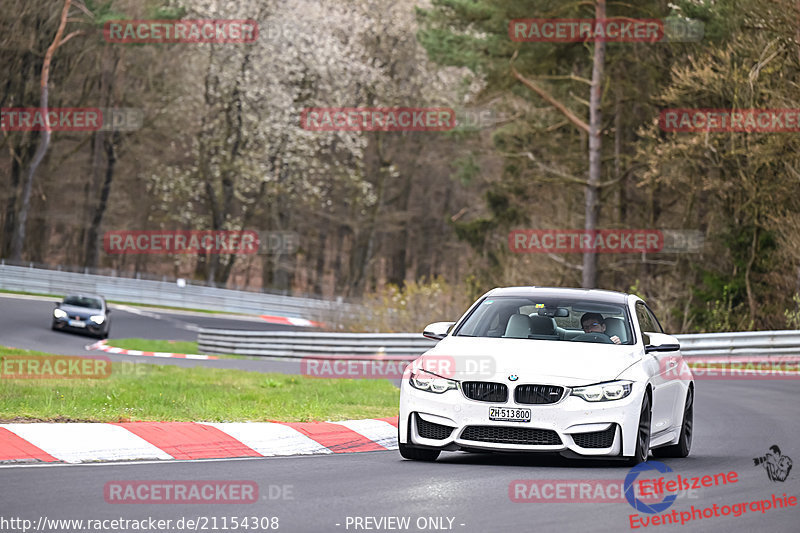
52;316;107;336
399;379;644;457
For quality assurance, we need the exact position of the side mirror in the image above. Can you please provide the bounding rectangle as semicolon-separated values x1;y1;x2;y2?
643;332;681;353
645;344;681;353
422;321;455;341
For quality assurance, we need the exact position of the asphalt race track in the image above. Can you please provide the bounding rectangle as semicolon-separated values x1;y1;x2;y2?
1;294;798;532
1;380;798;532
0;294;303;373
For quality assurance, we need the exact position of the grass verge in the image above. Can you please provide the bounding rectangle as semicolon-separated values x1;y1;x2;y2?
0;346;399;423
107;338;247;359
109;338;200;355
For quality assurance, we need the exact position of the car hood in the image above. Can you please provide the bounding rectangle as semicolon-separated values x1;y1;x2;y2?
415;336;642;386
58;304;102;316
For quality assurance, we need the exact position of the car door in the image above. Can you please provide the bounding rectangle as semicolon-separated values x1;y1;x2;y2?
636;302;680;434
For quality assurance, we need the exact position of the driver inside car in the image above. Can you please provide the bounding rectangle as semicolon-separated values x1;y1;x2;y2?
580;312;621;344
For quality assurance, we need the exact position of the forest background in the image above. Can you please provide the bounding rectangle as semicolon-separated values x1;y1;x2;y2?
2;0;799;333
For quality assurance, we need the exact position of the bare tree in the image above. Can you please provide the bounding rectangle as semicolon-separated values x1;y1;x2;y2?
10;0;84;260
509;0;607;288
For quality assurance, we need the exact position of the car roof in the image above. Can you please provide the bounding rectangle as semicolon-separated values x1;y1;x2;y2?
483;286;631;305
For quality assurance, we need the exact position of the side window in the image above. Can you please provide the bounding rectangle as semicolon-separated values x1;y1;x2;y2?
644;305;664;333
635;302;657;334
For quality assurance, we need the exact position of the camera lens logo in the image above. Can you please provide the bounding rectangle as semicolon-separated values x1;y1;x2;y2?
753;445;793;482
624;461;677;514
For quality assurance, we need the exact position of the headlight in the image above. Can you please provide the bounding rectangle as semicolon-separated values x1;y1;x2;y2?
53;309;67;319
409;370;458;394
571;381;633;402
90;315;105;324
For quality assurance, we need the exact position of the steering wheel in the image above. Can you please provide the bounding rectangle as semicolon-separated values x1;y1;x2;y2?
570;333;614;344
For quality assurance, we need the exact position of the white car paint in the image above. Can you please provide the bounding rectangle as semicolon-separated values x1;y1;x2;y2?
398;287;694;462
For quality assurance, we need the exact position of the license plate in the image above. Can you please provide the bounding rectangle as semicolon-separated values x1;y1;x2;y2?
489;407;531;422
68;320;86;328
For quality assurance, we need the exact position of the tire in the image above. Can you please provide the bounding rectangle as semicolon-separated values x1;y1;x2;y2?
653;387;693;458
624;392;652;466
398;420;440;462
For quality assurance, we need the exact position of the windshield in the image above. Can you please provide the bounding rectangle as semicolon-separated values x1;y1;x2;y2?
455;296;633;345
62;296;102;309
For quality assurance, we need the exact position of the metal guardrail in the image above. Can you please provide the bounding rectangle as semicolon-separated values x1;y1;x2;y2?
0;263;358;319
199;330;435;358
673;330;800;357
198;328;800;359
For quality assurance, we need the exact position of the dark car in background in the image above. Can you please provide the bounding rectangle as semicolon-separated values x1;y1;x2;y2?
51;294;111;339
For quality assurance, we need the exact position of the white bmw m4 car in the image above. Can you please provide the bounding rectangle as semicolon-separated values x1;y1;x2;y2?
398;287;694;464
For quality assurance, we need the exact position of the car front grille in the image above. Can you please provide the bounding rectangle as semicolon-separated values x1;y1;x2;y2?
460;425;562;446
461;382;508;403
415;414;454;440
514;384;565;404
571;425;616;448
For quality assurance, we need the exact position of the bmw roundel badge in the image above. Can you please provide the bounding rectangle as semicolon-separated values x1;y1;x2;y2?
508;374;519;381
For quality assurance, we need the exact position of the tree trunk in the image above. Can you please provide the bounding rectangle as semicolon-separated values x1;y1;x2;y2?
10;0;75;260
388;173;413;286
84;133;117;269
83;46;116;268
2;142;36;257
745;225;759;327
11;93;52;260
349;134;388;295
582;0;606;289
314;227;328;295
